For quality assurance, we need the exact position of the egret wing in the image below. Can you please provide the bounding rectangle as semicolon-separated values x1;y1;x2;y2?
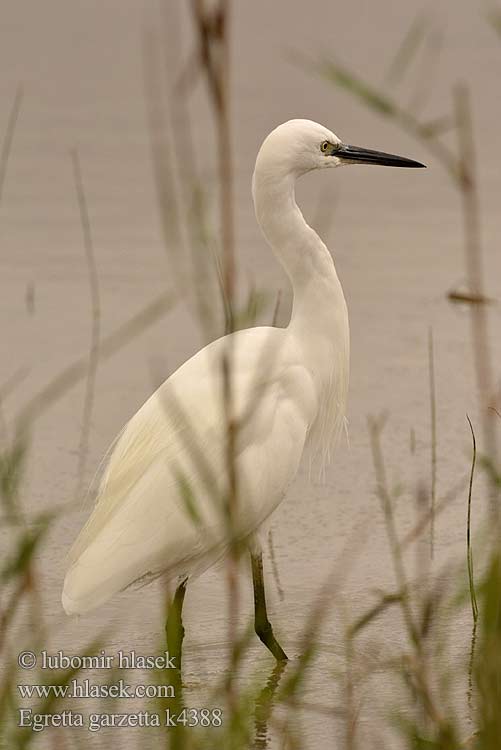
63;328;316;614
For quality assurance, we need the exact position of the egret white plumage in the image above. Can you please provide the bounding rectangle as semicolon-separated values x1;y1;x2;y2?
62;119;424;661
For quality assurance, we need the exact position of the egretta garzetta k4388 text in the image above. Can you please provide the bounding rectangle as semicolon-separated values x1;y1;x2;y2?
63;119;425;662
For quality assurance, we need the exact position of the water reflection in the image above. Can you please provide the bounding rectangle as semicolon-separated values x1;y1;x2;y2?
253;660;288;748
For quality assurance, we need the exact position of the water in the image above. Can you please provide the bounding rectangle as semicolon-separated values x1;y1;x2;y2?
1;0;501;746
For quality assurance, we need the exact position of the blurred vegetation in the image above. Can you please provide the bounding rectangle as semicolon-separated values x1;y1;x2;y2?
1;2;501;749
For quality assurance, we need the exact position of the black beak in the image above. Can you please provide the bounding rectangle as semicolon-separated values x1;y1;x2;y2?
337;143;426;168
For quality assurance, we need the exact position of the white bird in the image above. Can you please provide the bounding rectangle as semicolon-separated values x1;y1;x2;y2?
62;119;424;661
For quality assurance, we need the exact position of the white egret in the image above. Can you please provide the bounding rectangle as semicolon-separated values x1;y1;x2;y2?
62;119;424;661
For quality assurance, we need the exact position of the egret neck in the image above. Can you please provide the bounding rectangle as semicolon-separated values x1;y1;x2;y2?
252;164;350;465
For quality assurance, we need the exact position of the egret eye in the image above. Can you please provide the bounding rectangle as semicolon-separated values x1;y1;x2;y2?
320;140;330;153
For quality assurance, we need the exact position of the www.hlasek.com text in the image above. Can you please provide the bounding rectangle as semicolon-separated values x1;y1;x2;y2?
18;678;176;700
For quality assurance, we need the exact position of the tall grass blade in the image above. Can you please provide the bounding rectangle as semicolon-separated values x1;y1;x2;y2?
428;328;437;560
0;85;23;206
384;13;429;87
70;148;101;502
466;415;478;623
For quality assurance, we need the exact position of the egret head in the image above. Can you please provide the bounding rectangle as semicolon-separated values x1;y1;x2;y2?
254;119;425;182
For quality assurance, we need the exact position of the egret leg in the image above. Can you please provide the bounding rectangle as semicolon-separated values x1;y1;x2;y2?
250;550;288;661
166;577;188;673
